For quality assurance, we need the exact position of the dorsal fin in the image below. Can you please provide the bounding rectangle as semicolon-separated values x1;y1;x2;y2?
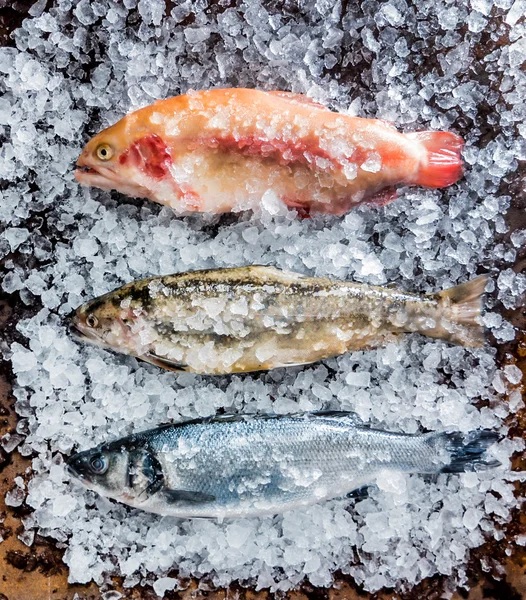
309;410;363;424
268;91;329;110
171;410;363;428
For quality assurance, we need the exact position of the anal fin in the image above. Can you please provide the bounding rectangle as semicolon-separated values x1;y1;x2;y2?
142;352;188;372
282;197;311;219
364;188;398;208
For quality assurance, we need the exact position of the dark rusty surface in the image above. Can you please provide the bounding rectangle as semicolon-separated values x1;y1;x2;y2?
1;2;526;600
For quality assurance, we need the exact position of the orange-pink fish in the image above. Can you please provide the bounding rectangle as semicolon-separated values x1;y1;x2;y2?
75;88;464;216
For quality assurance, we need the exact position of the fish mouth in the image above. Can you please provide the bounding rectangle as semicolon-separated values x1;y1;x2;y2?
71;325;105;347
69;321;88;342
76;165;99;176
68;311;90;342
66;453;88;481
74;160;120;190
74;155;154;200
68;315;106;347
66;461;83;479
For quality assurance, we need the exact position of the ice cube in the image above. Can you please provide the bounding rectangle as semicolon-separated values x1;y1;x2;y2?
153;577;177;597
345;371;371;387
462;508;482;531
226;522;251;548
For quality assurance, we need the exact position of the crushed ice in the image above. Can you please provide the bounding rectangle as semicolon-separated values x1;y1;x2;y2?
1;0;525;595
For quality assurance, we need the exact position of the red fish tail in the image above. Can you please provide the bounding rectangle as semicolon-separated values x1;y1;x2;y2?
409;131;464;188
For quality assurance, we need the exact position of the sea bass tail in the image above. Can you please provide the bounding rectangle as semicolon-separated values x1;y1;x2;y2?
427;430;501;473
428;275;488;347
409;131;464;188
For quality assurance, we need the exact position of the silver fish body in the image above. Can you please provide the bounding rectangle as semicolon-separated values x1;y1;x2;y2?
67;413;499;519
70;266;487;375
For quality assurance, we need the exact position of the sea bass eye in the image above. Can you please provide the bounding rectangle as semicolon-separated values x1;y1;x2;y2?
86;314;98;328
96;143;114;161
89;455;108;474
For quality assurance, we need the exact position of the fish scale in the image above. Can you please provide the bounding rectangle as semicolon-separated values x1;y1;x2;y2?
75;88;464;216
71;266;488;375
67;413;500;519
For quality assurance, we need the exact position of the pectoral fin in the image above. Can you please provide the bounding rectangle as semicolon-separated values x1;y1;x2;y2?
163;490;216;504
364;188;398;208
142;352;188;372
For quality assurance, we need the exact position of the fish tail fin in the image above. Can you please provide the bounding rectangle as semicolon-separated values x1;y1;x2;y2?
426;275;488;347
408;131;464;188
426;430;501;473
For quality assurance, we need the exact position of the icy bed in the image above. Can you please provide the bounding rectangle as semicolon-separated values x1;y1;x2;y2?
1;0;525;596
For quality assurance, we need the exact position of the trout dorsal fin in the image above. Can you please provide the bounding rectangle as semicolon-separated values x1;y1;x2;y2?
267;91;329;110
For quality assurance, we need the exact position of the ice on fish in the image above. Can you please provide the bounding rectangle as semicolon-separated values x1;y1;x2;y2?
74;89;464;216
66;414;500;518
69;266;488;375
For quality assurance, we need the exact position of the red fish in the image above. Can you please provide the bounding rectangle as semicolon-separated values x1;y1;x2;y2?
75;88;464;216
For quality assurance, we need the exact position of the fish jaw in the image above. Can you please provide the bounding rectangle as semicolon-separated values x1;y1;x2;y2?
75;152;156;199
66;450;101;492
69;312;107;348
74;164;119;191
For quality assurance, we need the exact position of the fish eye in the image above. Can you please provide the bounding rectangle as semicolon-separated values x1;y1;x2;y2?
89;455;108;474
96;143;114;161
86;314;98;328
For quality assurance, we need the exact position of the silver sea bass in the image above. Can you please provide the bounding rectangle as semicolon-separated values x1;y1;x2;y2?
67;412;500;519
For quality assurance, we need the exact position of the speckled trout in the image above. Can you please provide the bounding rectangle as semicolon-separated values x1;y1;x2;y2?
67;412;500;519
70;266;487;375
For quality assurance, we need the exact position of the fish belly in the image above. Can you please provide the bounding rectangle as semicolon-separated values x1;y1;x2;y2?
154;90;422;214
149;323;395;374
161;141;415;215
144;277;416;374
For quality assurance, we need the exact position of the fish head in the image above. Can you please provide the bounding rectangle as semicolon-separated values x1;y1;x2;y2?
75;121;138;193
69;293;137;352
66;445;123;498
67;442;164;504
75;115;172;201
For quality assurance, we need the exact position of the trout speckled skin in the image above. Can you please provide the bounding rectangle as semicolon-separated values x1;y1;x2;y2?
67;413;500;519
70;266;487;375
75;88;464;216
